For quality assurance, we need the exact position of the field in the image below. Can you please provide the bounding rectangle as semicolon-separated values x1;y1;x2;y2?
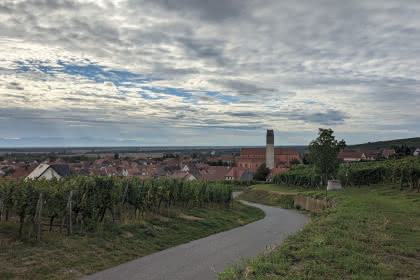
0;201;264;279
0;177;265;279
220;184;420;279
274;157;420;189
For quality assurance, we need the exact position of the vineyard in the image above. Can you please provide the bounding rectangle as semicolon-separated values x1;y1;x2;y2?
0;176;233;241
273;157;420;190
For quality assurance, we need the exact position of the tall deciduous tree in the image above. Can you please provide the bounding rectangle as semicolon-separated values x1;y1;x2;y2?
308;128;346;187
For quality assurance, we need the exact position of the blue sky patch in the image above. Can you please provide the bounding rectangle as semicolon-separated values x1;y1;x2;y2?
14;59;156;87
141;86;194;99
205;91;240;104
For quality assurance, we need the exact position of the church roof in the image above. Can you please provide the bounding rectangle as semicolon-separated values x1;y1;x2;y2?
274;148;299;155
240;148;265;155
240;147;298;156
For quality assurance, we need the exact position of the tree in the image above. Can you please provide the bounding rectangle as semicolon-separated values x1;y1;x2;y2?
302;153;312;165
290;159;301;165
308;128;346;188
255;164;270;181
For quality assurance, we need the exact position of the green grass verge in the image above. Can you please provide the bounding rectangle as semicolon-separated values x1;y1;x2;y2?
0;201;264;280
237;184;330;209
220;184;420;279
237;189;296;209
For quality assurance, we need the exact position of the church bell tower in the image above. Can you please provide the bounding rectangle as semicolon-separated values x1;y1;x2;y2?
266;129;274;169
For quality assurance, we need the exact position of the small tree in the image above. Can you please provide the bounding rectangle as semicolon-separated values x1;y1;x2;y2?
308;128;346;192
255;164;270;181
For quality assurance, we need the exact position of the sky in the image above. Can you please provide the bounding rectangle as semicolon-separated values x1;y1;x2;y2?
0;0;419;147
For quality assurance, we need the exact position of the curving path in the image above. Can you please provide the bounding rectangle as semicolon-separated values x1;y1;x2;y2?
82;198;309;280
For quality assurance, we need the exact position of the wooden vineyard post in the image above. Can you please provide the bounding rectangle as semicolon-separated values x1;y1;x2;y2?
119;183;129;221
35;193;44;242
67;191;73;236
0;198;4;221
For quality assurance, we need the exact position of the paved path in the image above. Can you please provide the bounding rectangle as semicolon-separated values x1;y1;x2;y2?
83;199;308;280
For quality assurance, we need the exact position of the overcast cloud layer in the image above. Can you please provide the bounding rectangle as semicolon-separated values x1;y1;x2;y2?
0;0;419;146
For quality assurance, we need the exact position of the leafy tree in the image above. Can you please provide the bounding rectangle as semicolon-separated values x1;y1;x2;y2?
290;159;301;165
391;144;411;157
255;164;270;181
308;128;346;188
302;153;312;165
4;168;15;177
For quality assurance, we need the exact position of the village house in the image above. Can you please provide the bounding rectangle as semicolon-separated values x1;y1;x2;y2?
26;163;71;180
378;148;395;158
339;150;364;162
224;167;255;181
198;166;230;181
169;171;197;181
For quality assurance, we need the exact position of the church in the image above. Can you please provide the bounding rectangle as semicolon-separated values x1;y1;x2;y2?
237;130;300;170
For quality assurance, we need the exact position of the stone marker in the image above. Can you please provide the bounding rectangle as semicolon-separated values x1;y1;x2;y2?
327;180;342;191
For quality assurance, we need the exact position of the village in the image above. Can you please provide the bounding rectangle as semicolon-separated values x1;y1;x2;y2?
1;130;417;182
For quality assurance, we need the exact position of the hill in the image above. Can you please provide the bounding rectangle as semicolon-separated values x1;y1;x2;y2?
348;137;420;151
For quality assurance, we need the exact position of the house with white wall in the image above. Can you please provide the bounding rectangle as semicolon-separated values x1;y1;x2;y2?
26;163;71;180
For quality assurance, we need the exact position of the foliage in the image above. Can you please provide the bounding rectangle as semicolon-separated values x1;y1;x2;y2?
237;189;295;209
0;176;234;238
391;144;413;157
290;159;301;165
254;164;270;181
308;128;346;186
0;201;264;280
273;165;322;188
273;157;420;191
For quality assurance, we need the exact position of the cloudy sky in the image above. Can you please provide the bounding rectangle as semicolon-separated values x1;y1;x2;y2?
0;0;419;147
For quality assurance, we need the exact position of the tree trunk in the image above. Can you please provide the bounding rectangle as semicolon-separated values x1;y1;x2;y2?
49;216;55;232
99;207;106;222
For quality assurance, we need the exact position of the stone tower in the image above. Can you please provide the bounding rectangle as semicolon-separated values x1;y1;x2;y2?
266;129;274;169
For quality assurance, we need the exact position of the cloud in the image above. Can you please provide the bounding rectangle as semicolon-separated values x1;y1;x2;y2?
0;0;419;146
288;110;348;125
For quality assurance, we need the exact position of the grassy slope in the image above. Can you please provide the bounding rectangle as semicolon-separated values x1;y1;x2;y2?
237;184;299;209
237;184;327;208
348;137;420;151
0;202;264;280
220;184;420;279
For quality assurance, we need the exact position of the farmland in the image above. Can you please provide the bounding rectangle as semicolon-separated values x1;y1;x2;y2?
0;177;264;279
273;157;420;189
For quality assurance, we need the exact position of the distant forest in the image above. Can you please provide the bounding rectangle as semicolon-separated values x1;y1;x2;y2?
348;137;420;151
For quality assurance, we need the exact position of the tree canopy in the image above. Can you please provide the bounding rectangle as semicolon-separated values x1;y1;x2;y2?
308;128;346;186
255;164;270;181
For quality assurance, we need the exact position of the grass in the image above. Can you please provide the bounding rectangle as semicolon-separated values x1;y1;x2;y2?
237;184;328;209
0;202;264;280
220;184;420;279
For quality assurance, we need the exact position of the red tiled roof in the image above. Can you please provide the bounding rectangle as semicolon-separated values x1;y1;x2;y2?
198;166;230;181
241;147;298;156
220;155;234;161
274;148;299;155
225;167;256;180
271;168;289;176
6;166;36;179
339;151;363;158
241;148;265;155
